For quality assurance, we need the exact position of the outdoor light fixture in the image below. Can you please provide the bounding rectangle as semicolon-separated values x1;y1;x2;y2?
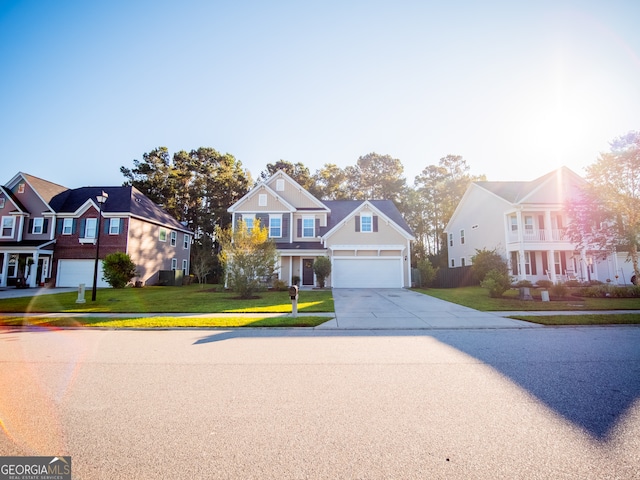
91;191;108;301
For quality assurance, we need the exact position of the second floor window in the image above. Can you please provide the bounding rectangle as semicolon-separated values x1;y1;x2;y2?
460;229;465;245
62;218;73;235
32;218;44;234
449;233;453;247
159;228;167;242
183;234;190;249
302;217;315;237
269;215;281;238
109;218;120;235
360;214;372;233
170;231;177;246
85;218;97;238
1;216;14;237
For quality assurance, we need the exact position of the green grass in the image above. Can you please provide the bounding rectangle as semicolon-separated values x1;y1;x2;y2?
0;284;334;314
415;286;640;311
0;315;333;328
509;314;640;326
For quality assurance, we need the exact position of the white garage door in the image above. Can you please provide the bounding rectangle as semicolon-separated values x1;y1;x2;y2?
57;260;108;288
332;258;403;288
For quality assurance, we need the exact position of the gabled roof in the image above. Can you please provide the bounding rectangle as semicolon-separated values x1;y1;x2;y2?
474;166;585;204
265;170;329;211
321;200;414;239
50;186;191;233
21;173;69;204
0;185;27;213
228;181;297;212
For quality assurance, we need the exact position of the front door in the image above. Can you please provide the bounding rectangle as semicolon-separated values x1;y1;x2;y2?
302;259;314;286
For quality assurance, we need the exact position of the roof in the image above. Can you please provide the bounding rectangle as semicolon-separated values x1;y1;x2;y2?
50;186;191;233
21;173;69;204
322;200;414;236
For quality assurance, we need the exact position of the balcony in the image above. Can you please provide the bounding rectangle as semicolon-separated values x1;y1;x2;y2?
508;228;569;243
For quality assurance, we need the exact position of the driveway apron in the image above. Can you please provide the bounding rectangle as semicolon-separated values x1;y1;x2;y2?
321;288;536;329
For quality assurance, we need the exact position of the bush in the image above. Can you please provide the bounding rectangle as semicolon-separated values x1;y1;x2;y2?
271;279;288;291
417;258;439;288
514;280;533;288
549;282;569;299
471;248;509;283
313;257;332;288
536;279;553;289
102;252;138;288
480;269;512;298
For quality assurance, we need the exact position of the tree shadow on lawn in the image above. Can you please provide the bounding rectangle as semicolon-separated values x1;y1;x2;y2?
194;327;640;441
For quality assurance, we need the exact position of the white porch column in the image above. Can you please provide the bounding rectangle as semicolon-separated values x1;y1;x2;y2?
289;256;293;285
29;252;40;287
544;211;553;241
518;249;526;281
579;249;589;283
1;252;8;287
515;210;524;243
548;249;557;283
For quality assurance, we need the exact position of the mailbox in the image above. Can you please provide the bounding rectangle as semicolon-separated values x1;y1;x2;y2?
288;285;299;300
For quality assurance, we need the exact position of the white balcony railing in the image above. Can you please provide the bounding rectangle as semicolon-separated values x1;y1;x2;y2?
508;228;569;243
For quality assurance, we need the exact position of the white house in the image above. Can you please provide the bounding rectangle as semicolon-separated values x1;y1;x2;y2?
444;166;634;285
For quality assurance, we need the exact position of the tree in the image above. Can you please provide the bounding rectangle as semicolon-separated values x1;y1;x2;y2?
566;131;640;281
102;252;138;288
471;248;509;283
217;220;278;299
190;235;218;287
313;256;332;288
416;258;438;288
310;163;350;200
348;153;407;205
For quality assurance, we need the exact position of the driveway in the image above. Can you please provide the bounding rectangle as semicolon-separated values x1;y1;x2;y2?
321;288;536;329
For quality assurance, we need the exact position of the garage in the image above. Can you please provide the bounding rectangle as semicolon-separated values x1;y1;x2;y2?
332;257;403;288
57;259;109;288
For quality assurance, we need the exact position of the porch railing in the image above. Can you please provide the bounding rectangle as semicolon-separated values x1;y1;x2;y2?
508;228;569;243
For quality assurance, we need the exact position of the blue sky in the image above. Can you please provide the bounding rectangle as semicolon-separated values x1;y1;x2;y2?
1;0;639;189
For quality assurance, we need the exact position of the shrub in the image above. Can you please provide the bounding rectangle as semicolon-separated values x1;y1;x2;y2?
417;258;439;288
536;279;553;289
313;257;332;288
292;275;300;286
471;248;509;283
480;269;512;298
102;252;138;288
271;279;288;291
514;280;533;288
549;282;569;299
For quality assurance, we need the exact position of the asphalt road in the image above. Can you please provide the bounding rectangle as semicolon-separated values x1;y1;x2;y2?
0;326;639;479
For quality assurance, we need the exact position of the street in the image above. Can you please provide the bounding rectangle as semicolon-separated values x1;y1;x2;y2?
0;326;639;479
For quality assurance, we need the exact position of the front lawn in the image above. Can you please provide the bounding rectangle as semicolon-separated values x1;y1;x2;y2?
416;286;640;311
0;284;335;314
509;314;640;326
0;315;333;328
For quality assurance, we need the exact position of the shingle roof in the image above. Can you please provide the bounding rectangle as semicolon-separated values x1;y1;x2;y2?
322;200;414;236
50;186;190;233
475;168;567;203
22;173;69;204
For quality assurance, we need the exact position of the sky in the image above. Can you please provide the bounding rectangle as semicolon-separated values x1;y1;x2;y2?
1;0;639;190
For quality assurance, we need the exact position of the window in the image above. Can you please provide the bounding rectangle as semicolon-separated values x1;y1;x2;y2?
461;257;466;267
524;251;531;275
32;218;44;234
159;228;167;242
276;179;285;191
554;252;562;275
17;183;25;194
451;258;455;267
244;216;254;230
109;218;120;235
460;229;465;245
259;194;267;207
449;233;453;247
171;258;177;270
182;259;188;276
302;217;315;237
1;216;15;237
85;218;97;238
0;198;5;209
183;234;189;249
269;215;281;238
524;216;534;236
170;231;177;247
510;216;518;231
360;214;372;233
62;218;73;235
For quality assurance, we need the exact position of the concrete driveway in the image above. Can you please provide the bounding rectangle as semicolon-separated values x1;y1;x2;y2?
320;288;536;329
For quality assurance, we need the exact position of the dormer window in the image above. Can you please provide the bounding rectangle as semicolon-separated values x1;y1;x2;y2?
32;218;44;234
1;216;14;237
360;214;372;233
302;217;315;237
